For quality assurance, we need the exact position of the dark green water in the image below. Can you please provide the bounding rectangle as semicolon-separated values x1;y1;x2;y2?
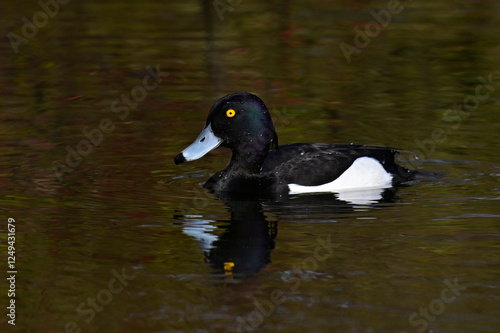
1;1;500;332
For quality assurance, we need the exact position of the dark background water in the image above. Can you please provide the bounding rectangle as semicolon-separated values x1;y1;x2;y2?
1;0;500;332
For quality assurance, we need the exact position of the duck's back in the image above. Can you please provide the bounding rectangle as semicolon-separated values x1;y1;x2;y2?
261;143;419;187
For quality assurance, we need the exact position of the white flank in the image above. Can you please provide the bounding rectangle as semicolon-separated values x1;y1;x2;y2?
288;157;393;194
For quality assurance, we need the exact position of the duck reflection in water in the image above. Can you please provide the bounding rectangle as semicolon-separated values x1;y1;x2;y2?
180;199;276;279
177;190;397;279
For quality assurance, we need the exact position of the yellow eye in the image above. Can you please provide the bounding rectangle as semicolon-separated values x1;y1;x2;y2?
226;109;236;118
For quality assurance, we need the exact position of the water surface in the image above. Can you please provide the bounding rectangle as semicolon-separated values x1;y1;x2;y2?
1;1;499;332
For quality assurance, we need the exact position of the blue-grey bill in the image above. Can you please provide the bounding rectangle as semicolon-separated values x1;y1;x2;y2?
174;123;222;165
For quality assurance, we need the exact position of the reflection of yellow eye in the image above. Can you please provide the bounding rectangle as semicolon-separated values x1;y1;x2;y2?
226;109;236;118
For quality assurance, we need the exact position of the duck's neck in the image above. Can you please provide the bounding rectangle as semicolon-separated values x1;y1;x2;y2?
227;146;269;174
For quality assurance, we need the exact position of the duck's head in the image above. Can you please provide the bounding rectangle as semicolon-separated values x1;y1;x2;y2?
174;92;278;167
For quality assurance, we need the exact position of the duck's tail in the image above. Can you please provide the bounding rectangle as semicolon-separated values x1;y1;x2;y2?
392;164;442;185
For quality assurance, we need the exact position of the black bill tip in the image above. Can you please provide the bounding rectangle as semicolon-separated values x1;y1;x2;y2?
174;153;186;165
